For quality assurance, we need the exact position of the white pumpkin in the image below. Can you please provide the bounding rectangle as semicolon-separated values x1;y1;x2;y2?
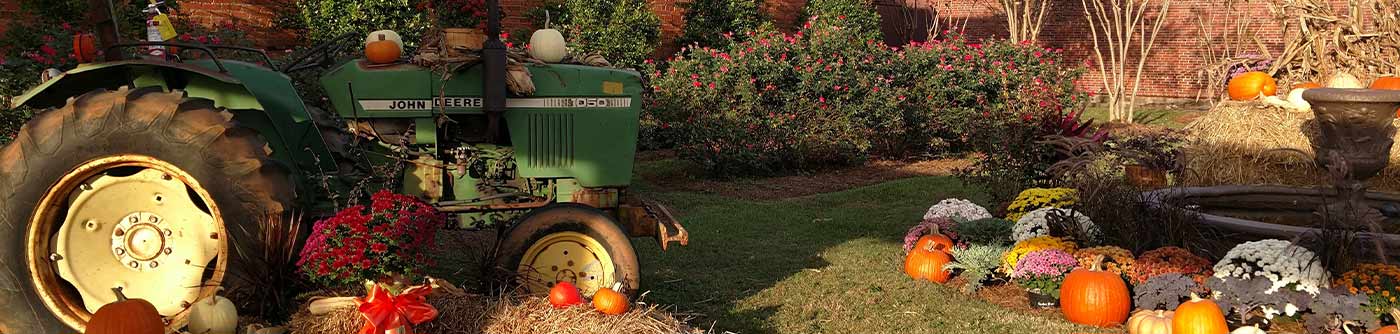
364;30;404;50
188;294;238;334
529;28;568;63
1231;324;1267;334
1327;72;1365;89
1287;88;1311;111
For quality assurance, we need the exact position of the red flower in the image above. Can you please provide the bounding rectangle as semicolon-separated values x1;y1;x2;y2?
39;45;57;57
371;243;388;253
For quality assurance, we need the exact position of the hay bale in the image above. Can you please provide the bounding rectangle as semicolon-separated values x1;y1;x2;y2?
286;292;693;334
1183;102;1400;192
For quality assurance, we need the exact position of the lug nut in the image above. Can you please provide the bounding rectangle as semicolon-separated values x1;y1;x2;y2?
164;229;172;236
115;248;125;256
129;261;139;268
49;253;63;261
80;183;92;191
150;216;159;223
163;248;172;255
128;216;138;223
149;261;158;268
114;229;125;237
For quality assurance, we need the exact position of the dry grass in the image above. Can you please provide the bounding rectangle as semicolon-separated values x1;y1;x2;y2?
287;291;695;334
1182;102;1400;192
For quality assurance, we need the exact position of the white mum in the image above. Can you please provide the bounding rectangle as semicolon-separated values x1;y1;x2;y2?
923;198;992;222
1011;207;1099;242
1213;239;1330;295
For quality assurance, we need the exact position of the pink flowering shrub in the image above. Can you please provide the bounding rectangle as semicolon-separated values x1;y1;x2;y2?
646;14;1085;177
298;190;444;286
902;217;959;253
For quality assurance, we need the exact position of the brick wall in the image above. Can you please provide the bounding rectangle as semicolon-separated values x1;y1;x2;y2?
0;1;20;36
873;0;1343;99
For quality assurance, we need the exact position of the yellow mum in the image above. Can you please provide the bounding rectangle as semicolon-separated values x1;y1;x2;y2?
1005;188;1078;222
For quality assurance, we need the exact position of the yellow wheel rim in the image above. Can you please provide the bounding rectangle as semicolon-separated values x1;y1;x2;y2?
26;155;226;332
517;231;615;296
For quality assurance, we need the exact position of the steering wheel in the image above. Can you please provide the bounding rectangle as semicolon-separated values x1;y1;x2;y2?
280;33;362;74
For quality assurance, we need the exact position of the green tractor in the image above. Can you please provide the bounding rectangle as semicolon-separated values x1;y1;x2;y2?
0;1;687;332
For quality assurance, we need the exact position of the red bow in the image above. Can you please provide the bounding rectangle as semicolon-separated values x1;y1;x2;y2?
356;283;439;334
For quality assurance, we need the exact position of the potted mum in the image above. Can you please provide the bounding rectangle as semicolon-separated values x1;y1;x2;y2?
1012;249;1080;308
298;190;445;291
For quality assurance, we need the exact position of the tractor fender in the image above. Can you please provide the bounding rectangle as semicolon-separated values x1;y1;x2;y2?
10;60;242;110
10;59;339;190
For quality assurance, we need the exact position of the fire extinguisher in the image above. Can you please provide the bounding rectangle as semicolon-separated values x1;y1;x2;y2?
143;0;177;59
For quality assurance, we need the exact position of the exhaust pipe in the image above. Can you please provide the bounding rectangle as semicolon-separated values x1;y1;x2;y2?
482;0;508;142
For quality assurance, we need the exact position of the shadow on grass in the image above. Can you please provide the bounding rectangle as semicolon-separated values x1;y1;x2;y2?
629;175;1096;333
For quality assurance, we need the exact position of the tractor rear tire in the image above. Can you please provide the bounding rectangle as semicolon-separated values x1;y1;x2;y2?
0;87;294;333
494;203;641;297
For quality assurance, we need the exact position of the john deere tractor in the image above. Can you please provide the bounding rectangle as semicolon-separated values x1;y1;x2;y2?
0;1;687;332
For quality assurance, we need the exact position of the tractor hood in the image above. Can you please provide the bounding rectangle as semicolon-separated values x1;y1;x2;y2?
10;59;241;110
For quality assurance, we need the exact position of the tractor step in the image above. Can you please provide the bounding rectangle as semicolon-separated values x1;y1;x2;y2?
617;200;690;251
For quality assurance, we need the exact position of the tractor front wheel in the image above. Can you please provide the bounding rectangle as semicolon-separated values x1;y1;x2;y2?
495;204;640;297
0;87;293;333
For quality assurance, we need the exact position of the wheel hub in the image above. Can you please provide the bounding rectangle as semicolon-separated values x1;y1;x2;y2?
51;167;220;315
112;212;173;270
519;232;614;296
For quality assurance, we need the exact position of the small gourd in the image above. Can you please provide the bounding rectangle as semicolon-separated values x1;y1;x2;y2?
188;291;238;334
1286;88;1311;112
1326;72;1365;89
592;282;629;315
1231;324;1266;334
1127;309;1173;334
548;281;585;309
529;29;567;63
364;30;403;65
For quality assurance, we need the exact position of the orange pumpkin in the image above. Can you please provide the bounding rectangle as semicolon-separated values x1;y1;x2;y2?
592;282;629;315
86;287;165;334
1173;293;1229;334
1060;255;1131;327
1227;72;1278;100
912;227;954;253
1370;77;1400;117
365;33;402;64
1294;82;1323;89
1374;309;1400;334
73;33;98;63
1372;77;1400;90
903;242;953;283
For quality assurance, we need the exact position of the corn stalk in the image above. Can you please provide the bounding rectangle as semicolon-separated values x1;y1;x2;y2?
1186;0;1269;104
1081;0;1173;123
1000;0;1052;42
1266;0;1400;85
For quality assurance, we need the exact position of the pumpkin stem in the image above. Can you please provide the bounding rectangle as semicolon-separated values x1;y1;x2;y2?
111;287;128;302
1187;292;1203;302
1154;309;1166;317
377;34;386;41
1088;254;1106;272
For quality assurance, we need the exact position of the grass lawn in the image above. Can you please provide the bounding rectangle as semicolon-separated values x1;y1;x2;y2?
1081;105;1197;129
627;161;1104;333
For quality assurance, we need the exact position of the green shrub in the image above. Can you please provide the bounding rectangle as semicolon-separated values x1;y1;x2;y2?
800;0;882;41
675;0;767;49
647;15;1087;177
953;218;1015;246
646;16;906;177
295;0;431;47
530;0;660;68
